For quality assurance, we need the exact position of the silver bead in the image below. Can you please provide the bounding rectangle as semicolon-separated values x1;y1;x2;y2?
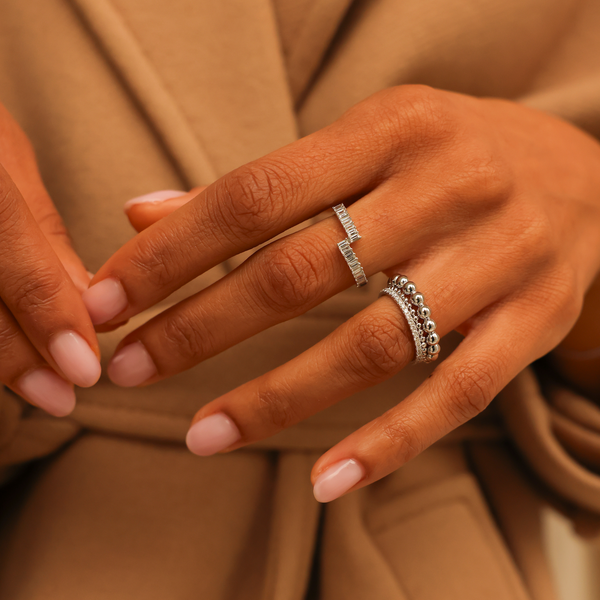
429;353;439;361
411;292;424;306
404;281;417;295
427;344;440;355
424;319;436;332
427;332;439;345
418;305;431;319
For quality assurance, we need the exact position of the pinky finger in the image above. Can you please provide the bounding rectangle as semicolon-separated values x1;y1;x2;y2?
0;301;75;417
310;304;546;502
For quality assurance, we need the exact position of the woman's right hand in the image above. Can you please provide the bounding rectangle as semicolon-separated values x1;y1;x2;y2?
0;103;101;416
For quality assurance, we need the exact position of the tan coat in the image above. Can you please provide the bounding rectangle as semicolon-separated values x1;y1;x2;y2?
0;1;600;598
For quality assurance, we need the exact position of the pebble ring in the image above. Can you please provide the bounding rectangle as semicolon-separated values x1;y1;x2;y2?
379;275;441;363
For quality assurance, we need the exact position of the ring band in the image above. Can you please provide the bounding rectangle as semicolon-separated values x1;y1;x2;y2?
333;203;368;287
333;203;362;243
379;275;440;363
338;239;368;287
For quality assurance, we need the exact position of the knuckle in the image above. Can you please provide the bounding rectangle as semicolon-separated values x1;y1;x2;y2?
454;145;514;206
0;318;20;351
555;269;583;324
212;162;292;240
251;237;327;315
344;85;455;156
349;311;412;382
395;85;456;145
36;208;70;240
512;209;556;267
161;311;213;365
254;380;301;431
0;181;20;227
533;266;582;345
9;265;66;315
442;361;498;424
379;414;425;466
128;228;185;289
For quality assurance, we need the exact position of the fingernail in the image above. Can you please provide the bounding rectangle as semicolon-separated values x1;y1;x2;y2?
313;459;365;503
124;190;187;210
17;368;76;417
82;277;128;325
186;412;241;456
48;331;101;387
107;341;157;387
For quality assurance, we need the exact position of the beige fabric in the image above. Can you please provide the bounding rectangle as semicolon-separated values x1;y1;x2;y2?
0;435;534;600
0;0;600;597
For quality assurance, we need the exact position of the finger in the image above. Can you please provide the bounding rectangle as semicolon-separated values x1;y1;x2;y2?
124;188;205;232
103;173;512;387
307;301;559;502
0;164;101;388
0;104;91;294
28;187;93;294
0;299;75;416
180;258;504;456
81;187;202;325
83;86;440;325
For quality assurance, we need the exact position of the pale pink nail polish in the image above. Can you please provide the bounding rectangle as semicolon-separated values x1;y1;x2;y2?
48;331;101;388
107;341;157;387
82;278;128;325
313;459;365;503
124;190;187;210
186;413;241;456
17;368;76;417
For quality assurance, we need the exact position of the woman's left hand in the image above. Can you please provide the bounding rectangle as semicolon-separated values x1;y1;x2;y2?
83;86;600;502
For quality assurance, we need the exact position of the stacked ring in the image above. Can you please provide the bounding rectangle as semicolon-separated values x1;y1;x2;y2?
333;203;368;287
379;275;441;363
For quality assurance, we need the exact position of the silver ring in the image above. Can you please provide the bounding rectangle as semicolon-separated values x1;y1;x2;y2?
379;275;440;363
333;203;368;287
333;203;362;243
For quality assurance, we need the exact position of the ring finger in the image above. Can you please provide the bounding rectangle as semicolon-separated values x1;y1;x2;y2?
180;255;504;456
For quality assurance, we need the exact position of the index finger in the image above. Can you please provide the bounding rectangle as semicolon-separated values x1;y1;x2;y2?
82;87;440;326
0;165;101;388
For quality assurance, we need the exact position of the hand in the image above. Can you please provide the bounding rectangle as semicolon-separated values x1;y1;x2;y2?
0;103;101;416
84;85;600;501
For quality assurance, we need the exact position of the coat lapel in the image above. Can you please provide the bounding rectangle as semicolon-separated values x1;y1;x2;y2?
69;0;299;185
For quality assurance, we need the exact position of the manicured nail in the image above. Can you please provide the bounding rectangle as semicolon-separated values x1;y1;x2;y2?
107;341;157;387
48;331;101;388
124;190;187;210
82;277;128;325
313;458;365;503
186;412;241;456
17;368;76;417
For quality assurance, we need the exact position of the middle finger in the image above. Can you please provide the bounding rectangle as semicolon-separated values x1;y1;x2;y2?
82;105;414;326
104;182;496;387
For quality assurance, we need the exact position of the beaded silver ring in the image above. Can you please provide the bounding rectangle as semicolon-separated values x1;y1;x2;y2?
333;203;368;288
379;275;440;364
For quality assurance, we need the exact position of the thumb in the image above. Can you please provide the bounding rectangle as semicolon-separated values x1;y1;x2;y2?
124;187;207;232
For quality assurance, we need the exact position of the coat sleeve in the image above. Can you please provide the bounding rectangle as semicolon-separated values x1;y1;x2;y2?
497;366;600;527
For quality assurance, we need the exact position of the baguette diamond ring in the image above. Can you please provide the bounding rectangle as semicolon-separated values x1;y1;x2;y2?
333;203;368;287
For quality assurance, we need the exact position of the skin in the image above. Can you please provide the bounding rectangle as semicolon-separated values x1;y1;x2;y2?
4;84;600;493
87;85;600;497
0;103;100;414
